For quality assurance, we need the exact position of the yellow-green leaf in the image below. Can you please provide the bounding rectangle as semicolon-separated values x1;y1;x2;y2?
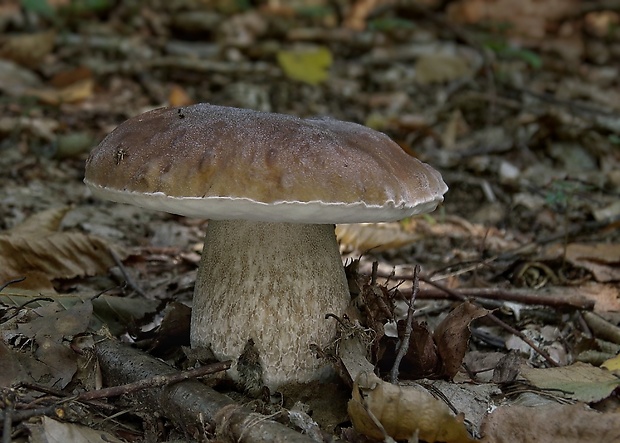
521;362;620;403
277;46;332;85
601;354;620;372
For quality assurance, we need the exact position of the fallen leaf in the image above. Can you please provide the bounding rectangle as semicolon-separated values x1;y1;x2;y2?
337;326;376;384
0;341;24;387
168;84;193;107
418;380;499;436
15;300;93;388
434;302;490;378
415;54;472;85
521;362;620;403
480;403;620;443
0;207;126;291
0;288;160;336
28;416;124;443
0;59;43;95
277;46;332;85
0;341;50;388
601;354;620;372
0;31;56;68
390;320;441;379
49;66;93;88
336;223;420;252
447;0;580;39
343;0;386;30
570;282;620;313
544;242;620;282
26;77;94;105
140;301;191;356
348;371;476;443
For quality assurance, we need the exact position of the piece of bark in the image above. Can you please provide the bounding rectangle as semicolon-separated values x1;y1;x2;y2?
94;338;314;443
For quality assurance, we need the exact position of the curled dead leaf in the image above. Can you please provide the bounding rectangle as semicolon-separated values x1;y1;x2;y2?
348;371;476;443
434;302;490;378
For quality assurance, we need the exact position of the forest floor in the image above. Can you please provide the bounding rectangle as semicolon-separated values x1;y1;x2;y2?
1;1;620;442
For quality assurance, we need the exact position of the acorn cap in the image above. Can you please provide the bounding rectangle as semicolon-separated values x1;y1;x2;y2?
84;103;447;223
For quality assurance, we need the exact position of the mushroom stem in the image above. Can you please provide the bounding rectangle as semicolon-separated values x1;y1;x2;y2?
191;220;350;389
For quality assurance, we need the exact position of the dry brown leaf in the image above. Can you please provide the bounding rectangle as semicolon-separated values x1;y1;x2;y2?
434;302;490;378
30;417;124;443
26;77;94;105
447;0;579;39
9;206;68;235
0;207;125;291
344;0;394;31
337;327;376;384
3;300;94;388
168;84;194;107
0;341;50;388
49;66;93;89
348;372;476;443
336;223;420;252
480;403;620;443
577;282;620;313
406;216;524;252
0;31;56;67
544;242;620;282
393;320;441;379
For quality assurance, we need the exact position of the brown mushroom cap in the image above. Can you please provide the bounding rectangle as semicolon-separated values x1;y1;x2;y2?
85;104;447;223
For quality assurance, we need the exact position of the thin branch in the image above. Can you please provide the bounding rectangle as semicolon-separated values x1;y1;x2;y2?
75;359;231;402
389;265;420;383
411;287;594;310
368;268;595;310
0;361;232;427
0;277;26;293
109;247;147;298
2;390;14;443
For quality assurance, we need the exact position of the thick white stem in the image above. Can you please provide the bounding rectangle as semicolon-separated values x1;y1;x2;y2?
191;220;350;389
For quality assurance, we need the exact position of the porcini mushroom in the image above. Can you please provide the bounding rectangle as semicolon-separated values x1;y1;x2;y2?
84;104;447;389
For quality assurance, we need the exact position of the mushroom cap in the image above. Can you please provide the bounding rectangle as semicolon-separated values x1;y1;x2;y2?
84;104;447;223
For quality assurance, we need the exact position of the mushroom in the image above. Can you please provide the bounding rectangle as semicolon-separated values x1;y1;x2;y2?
84;104;448;389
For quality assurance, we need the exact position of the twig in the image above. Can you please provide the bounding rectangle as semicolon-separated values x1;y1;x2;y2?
389;265;420;384
420;277;560;367
108;247;147;298
370;261;378;285
17;382;115;412
582;312;620;345
2;390;15;443
75;359;231;402
0;362;231;427
0;277;26;293
368;266;594;310
505;84;619;118
0;405;59;425
412;287;594;310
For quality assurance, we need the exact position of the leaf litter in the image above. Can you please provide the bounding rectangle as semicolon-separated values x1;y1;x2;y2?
1;0;620;442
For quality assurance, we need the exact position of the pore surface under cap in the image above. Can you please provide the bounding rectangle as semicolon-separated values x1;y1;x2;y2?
84;104;447;223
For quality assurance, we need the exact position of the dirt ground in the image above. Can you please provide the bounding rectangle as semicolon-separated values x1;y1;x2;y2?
1;1;620;442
